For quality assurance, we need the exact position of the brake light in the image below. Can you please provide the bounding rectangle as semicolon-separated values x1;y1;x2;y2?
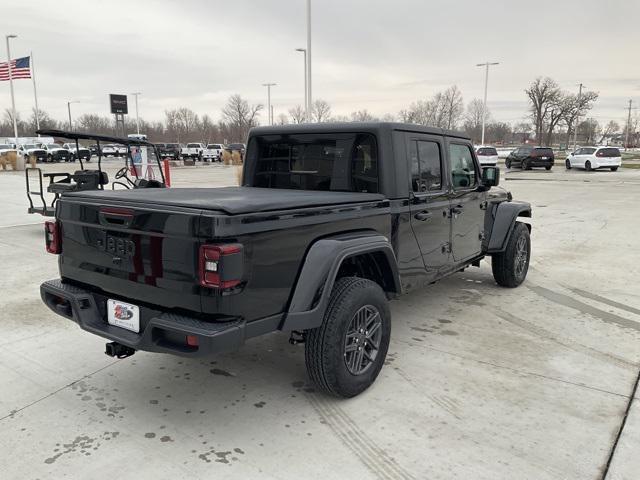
199;244;243;289
45;220;61;254
596;151;604;157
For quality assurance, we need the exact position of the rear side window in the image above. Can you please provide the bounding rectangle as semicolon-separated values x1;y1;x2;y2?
597;148;621;157
409;140;442;192
449;144;477;189
249;133;378;193
477;147;497;156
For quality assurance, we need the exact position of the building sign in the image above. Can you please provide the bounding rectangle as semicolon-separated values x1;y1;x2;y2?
109;94;128;114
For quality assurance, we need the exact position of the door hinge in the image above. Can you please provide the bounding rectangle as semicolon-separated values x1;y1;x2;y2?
441;242;452;254
479;231;486;241
480;201;488;210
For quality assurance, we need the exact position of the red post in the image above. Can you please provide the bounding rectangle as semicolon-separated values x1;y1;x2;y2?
163;159;171;187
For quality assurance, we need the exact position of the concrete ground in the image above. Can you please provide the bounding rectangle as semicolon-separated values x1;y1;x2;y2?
0;160;639;479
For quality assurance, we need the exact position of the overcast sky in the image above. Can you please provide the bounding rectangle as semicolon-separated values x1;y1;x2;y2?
1;0;639;128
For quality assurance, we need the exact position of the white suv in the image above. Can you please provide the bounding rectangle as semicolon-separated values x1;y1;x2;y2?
475;146;499;166
565;146;621;172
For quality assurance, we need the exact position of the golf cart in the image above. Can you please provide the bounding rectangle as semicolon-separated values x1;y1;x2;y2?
25;129;166;216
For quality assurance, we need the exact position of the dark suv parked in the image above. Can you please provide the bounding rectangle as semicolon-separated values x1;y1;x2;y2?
505;146;554;170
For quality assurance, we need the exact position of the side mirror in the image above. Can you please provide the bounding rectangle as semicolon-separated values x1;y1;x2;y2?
481;166;500;188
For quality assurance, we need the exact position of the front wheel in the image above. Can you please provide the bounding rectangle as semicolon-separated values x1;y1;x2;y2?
611;166;618;172
545;165;552;171
491;222;531;288
505;159;512;169
305;277;391;398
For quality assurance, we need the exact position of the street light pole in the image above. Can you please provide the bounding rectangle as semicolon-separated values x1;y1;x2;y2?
295;48;308;121
67;101;79;130
572;83;584;151
306;0;312;121
5;34;18;144
131;92;142;135
476;61;499;145
262;83;276;125
624;99;633;151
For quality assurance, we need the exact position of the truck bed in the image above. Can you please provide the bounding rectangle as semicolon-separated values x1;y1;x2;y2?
66;187;385;215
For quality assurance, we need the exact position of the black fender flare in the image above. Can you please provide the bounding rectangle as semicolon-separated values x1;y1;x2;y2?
279;231;401;332
487;201;532;253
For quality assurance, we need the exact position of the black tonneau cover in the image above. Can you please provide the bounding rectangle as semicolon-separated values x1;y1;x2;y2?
65;187;386;215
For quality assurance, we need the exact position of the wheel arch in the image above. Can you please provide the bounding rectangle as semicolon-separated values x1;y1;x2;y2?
279;231;400;332
487;201;532;253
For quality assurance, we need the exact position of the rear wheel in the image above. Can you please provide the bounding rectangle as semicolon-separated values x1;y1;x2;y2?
565;159;572;170
491;222;530;288
522;159;531;170
305;277;391;398
505;159;512;169
611;166;618;172
585;160;592;172
545;165;552;171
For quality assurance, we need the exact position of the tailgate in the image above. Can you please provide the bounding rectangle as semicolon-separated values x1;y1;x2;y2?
57;197;204;313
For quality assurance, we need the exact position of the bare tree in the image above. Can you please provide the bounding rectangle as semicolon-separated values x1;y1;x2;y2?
563;90;598;146
598;120;620;144
350;110;378;122
463;99;490;143
288;104;306;124
220;94;262;142
77;114;114;135
525;77;562;145
312;99;332;122
577;118;600;145
441;85;464;129
276;113;289;125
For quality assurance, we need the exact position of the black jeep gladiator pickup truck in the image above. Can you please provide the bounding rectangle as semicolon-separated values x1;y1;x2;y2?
41;123;531;397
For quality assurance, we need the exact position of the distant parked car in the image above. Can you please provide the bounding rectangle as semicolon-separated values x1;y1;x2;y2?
225;143;246;161
505;146;554;170
158;143;182;160
19;144;47;162
182;143;205;160
101;144;119;157
115;145;128;157
565;146;621;172
41;143;71;163
88;144;101;156
63;143;91;162
474;146;499;166
203;143;224;162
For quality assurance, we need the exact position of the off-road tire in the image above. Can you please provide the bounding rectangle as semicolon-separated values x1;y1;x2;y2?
305;276;391;398
491;222;530;288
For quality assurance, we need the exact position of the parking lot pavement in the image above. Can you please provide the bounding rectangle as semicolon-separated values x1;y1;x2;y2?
0;164;639;479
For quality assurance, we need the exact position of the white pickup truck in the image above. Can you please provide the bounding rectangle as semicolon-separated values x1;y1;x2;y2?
202;143;224;162
181;143;204;161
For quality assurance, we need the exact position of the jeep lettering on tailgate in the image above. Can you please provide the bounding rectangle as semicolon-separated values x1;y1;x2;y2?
96;232;135;258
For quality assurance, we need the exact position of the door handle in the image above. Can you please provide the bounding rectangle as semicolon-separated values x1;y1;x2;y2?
450;205;464;215
414;211;433;221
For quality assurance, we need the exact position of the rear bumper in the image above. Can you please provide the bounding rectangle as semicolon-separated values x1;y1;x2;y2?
529;158;554;167
40;279;273;357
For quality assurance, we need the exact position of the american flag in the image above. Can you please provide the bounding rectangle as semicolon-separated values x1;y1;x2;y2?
0;56;31;81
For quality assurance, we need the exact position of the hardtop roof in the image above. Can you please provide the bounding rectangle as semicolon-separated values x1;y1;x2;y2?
249;122;471;140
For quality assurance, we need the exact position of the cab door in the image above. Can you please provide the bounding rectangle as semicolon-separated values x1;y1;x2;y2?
406;134;451;280
446;140;485;263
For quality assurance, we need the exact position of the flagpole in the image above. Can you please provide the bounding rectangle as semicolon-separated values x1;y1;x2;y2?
30;51;40;133
5;35;19;144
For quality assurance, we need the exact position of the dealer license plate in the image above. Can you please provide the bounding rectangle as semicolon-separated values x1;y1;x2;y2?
107;299;140;333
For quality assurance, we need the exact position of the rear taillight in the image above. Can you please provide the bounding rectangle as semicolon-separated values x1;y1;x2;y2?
199;244;243;289
45;220;61;254
596;151;604;157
